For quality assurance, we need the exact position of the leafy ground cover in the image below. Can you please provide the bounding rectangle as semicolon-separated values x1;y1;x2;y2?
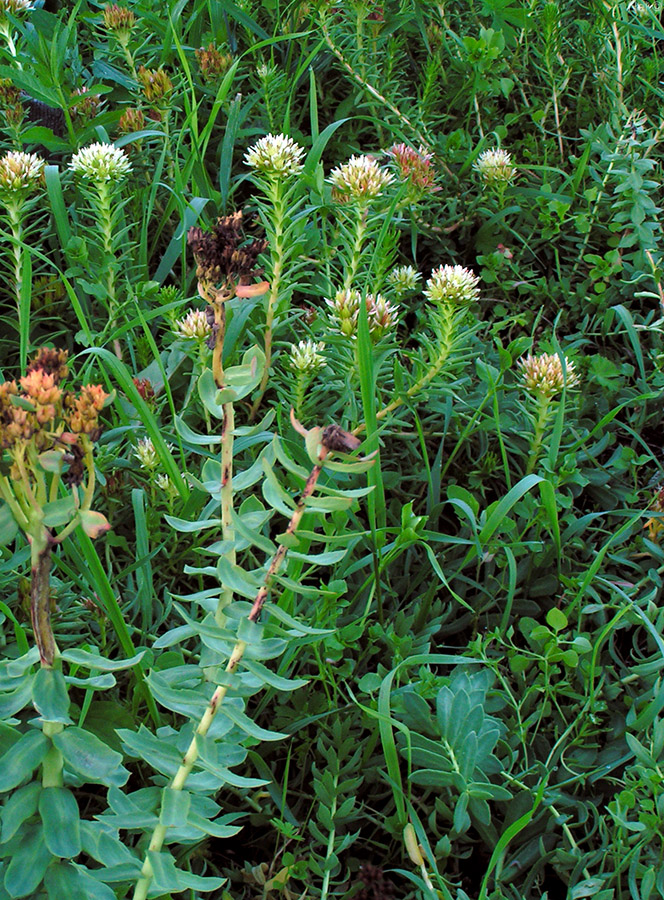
0;1;664;898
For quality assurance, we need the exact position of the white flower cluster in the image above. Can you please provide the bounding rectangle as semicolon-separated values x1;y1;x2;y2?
70;143;132;182
326;289;398;339
518;353;580;398
244;133;305;177
289;340;326;374
329;155;394;202
388;265;421;295
424;265;480;306
0;151;44;197
474;148;516;185
174;309;211;342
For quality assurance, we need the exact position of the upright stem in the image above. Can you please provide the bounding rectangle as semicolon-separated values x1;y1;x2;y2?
6;199;23;312
250;180;287;420
212;295;235;622
343;204;368;292
353;301;458;435
131;447;329;900
41;721;64;788
96;181;123;359
30;526;57;668
526;396;552;475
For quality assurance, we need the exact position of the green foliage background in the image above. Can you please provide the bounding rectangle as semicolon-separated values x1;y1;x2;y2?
1;0;664;899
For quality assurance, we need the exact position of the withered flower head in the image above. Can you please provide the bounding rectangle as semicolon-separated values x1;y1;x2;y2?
26;347;69;384
138;66;173;104
132;377;155;403
61;440;85;486
187;211;267;289
196;43;233;81
322;424;362;453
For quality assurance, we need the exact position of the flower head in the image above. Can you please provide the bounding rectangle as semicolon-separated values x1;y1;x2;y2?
70;142;132;182
326;289;398;339
102;3;135;39
388;265;421;295
174;309;212;342
518;353;580;398
424;265;480;306
474;148;516;186
65;384;109;437
289;340;326;374
134;437;158;469
244;133;305;178
386;142;437;197
138;66;173;105
0;0;32;19
329;155;393;203
70;87;103;123
188;211;267;290
118;107;145;136
0;151;44;199
196;43;233;81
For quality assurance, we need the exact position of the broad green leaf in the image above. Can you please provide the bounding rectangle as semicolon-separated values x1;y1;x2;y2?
1;782;41;842
198;367;224;418
242;659;307;691
146;671;210;718
44;863;117;900
188;811;243;838
61;648;146;671
4;824;51;897
148;849;224;894
175;414;222;445
32;667;71;724
219;702;288;741
216;557;261;599
160;789;191;827
0;674;34;719
118;726;182;777
0;503;18;546
42;496;76;528
78;510;111;539
0;730;49;791
39;787;81;857
53;727;129;787
262;602;332;635
165;515;220;533
546;607;568;633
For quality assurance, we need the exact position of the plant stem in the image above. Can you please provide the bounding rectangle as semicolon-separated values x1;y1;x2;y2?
131;445;330;900
30;526;57;668
353;301;458;435
41;721;64;788
526;396;552;475
211;294;236;623
96;180;123;359
6;198;24;312
343;204;368;292
250;179;287;420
